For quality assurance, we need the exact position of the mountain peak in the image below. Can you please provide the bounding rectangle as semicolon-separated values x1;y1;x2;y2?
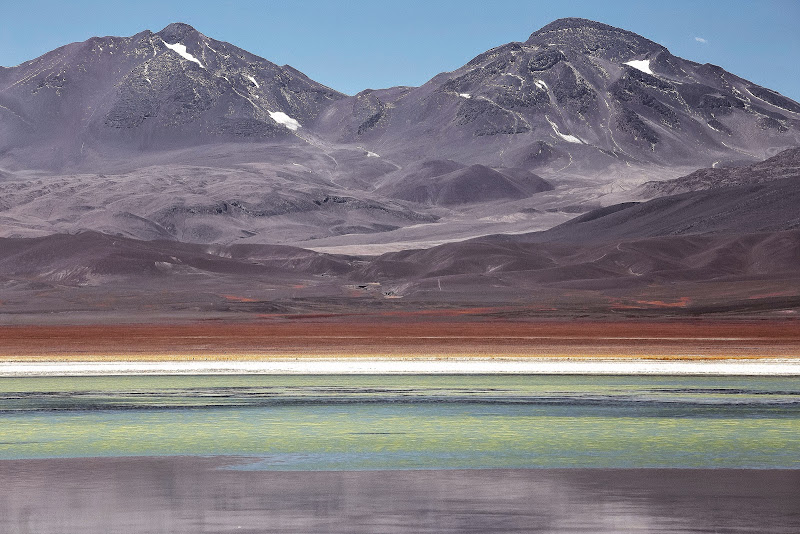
526;17;663;57
0;21;346;169
531;17;620;35
157;22;203;43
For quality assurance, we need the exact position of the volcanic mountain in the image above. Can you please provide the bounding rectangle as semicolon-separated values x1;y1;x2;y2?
0;18;799;309
314;18;800;178
0;22;343;170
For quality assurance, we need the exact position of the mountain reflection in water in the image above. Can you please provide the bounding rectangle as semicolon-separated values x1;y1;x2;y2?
0;374;798;532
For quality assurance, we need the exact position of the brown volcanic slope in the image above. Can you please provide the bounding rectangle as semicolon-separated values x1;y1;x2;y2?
1;147;799;322
354;148;800;315
0;230;352;282
640;146;800;197
0;228;798;321
523;175;800;243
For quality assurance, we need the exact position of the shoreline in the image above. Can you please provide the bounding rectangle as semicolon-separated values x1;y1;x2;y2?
2;320;798;376
2;357;799;376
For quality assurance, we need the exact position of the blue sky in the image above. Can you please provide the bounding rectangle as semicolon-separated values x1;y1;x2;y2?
1;0;798;99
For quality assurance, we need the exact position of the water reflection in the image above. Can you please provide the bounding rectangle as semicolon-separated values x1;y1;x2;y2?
0;457;798;533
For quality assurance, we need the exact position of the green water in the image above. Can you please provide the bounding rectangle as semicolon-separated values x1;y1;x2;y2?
0;375;798;469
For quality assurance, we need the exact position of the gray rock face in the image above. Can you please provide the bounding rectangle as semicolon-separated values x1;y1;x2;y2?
312;17;800;175
0;23;343;170
3;17;798;177
1;18;798;260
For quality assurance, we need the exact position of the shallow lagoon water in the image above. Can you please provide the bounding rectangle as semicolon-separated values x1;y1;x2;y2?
1;374;799;533
1;374;798;469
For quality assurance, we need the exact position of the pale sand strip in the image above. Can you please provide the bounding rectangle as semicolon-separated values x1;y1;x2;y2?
1;358;799;376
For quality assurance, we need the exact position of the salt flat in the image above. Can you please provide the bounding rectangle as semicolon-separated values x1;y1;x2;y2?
2;357;799;376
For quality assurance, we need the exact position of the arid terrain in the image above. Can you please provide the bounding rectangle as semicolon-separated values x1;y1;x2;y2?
1;319;798;362
1;19;798;359
1;14;799;534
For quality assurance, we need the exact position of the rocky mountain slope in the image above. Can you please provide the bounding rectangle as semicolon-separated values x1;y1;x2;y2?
313;18;800;179
0;23;567;248
0;23;343;170
639;146;800;197
2;147;798;319
0;18;798;271
362;148;800;280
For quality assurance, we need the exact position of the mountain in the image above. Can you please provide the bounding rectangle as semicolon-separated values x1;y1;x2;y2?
376;161;553;206
313;18;800;178
393;146;800;266
639;146;800;197
0;23;343;170
368;171;800;279
0;23;447;245
0;19;799;265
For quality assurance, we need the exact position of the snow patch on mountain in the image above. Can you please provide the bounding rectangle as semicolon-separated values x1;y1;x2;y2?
357;145;380;157
269;111;301;131
459;93;471;99
624;59;652;75
247;75;260;88
546;116;583;144
163;41;204;68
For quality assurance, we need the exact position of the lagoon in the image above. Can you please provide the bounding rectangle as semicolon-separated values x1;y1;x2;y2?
2;374;799;533
1;374;798;469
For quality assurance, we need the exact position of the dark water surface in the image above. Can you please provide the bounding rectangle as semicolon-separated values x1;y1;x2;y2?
0;458;798;533
0;374;798;532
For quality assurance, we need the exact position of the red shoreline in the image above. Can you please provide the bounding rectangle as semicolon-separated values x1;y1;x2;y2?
1;319;798;360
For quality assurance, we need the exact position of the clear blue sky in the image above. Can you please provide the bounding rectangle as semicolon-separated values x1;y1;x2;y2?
1;0;798;100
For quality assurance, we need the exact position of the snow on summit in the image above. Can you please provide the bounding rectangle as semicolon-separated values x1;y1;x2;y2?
623;59;653;75
163;41;204;68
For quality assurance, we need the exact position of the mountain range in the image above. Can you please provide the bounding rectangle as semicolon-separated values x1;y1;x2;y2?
1;18;798;320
